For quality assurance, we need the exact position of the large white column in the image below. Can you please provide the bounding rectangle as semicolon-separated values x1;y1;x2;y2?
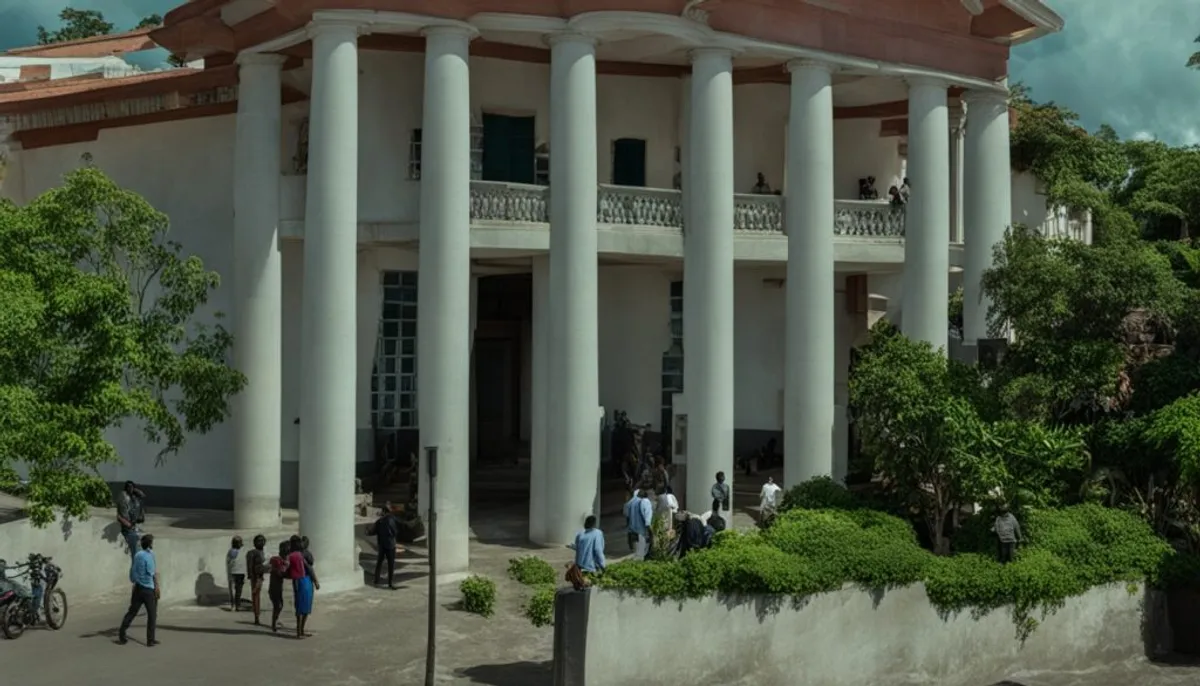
417;25;474;576
783;60;835;487
949;106;965;244
232;53;285;529
544;33;600;544
901;78;951;351
962;89;1012;349
529;256;549;543
298;20;361;593
684;49;735;522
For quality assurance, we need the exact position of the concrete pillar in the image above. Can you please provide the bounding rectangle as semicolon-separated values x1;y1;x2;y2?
355;250;383;466
529;256;549;543
298;21;361;593
901;78;951;352
949;106;965;244
684;49;735;523
962;89;1012;349
416;25;474;576
544;32;600;544
783;60;835;487
231;53;286;529
833;283;851;483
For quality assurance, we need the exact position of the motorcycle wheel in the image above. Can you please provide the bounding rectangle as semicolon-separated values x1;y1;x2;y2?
1;603;25;640
44;589;67;630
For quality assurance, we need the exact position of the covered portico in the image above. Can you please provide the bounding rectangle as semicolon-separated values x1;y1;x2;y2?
204;3;1052;587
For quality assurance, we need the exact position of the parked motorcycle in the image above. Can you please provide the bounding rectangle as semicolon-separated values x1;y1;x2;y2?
0;553;67;639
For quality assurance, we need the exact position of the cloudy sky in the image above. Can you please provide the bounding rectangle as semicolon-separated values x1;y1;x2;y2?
0;0;1196;144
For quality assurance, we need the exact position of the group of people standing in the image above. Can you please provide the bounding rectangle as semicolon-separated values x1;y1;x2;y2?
226;534;321;637
112;480;322;645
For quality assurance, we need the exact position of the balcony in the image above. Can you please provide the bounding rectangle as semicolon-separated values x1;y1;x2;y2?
466;180;905;237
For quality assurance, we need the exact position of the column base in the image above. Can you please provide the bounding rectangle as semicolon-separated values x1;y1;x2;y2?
233;496;282;531
311;553;365;596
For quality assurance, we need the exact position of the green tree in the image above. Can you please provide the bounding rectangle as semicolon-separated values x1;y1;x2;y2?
36;8;114;45
849;324;1004;554
136;14;163;29
1129;147;1200;240
0;166;245;524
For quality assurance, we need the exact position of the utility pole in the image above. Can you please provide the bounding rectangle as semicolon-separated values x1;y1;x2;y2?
424;446;439;686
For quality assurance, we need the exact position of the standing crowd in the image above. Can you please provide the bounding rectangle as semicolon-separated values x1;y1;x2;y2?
112;481;323;646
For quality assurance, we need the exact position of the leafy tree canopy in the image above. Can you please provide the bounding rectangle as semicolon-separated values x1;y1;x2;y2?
0;166;245;524
36;8;113;45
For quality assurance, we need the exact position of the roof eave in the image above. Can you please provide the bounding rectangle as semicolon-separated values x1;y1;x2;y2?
1000;0;1065;35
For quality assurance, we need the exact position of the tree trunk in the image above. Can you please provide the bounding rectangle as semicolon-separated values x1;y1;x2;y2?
932;509;951;556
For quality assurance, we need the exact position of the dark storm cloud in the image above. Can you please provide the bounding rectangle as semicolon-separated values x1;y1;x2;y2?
0;0;178;55
1011;0;1200;144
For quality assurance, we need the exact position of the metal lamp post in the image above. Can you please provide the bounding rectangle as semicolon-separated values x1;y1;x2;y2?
424;446;439;686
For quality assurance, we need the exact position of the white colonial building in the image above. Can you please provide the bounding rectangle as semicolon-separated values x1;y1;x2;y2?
0;0;1066;590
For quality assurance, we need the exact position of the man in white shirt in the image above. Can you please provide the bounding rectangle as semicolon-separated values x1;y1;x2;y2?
759;477;782;514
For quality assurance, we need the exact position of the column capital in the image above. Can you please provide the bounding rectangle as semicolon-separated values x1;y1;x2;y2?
545;31;597;48
786;59;834;74
689;47;736;64
236;52;288;68
905;74;952;90
306;18;364;40
421;23;478;40
962;88;1009;106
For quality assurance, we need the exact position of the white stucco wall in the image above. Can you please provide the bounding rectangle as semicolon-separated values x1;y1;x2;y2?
18;115;239;493
564;584;1147;686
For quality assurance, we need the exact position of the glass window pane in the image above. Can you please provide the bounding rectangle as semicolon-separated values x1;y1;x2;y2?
385;358;397;374
401;272;417;287
402;305;417;320
383;272;400;286
384;340;397;356
401;322;416;337
401;339;414;355
383;322;399;338
384;376;397;392
400;394;413;409
382;413;395;428
401;376;414;392
401;357;414;374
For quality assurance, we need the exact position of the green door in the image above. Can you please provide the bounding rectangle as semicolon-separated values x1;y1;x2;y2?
612;138;647;187
482;113;536;184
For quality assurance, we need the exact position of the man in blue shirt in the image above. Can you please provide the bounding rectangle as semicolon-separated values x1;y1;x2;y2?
573;516;607;574
118;533;159;646
628;490;655;560
623;489;641;551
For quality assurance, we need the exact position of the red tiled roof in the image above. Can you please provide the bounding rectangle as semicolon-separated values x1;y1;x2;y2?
5;27;158;58
0;68;228;115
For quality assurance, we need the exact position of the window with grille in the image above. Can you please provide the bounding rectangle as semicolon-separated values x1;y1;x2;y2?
372;271;419;429
535;143;550;186
408;127;486;181
660;280;684;446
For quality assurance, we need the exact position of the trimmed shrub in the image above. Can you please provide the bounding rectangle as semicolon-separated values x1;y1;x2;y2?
508;555;556;586
459;575;497;618
523;584;557;627
596;504;1172;639
778;476;860;512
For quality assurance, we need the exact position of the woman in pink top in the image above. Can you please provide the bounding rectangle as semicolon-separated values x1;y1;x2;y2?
286;535;320;638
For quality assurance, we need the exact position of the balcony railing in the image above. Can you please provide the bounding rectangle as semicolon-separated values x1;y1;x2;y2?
466;181;906;237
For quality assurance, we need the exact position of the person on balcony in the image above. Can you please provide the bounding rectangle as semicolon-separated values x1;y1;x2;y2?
752;172;772;195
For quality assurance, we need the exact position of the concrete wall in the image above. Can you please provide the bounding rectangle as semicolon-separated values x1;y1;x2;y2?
0;500;304;605
554;584;1148;686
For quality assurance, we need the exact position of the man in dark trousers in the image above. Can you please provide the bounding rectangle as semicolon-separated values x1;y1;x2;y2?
992;504;1023;564
118;534;159;646
370;504;401;589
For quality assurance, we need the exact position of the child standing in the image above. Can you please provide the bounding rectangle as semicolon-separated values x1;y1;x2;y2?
268;541;288;632
246;535;268;625
226;535;247;611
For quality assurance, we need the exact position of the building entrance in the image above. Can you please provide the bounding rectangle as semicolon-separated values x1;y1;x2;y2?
472;273;532;464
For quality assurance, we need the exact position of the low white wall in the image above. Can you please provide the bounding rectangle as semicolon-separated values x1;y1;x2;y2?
0;504;317;605
561;584;1146;686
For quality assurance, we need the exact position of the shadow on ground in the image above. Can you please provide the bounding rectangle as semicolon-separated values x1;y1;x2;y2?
457;660;552;686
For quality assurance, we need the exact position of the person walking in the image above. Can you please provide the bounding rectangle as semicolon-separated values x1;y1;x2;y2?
115;481;146;557
632;489;655;561
246;535;268;625
287;535;320;638
992;505;1023;564
226;535;247;611
623;488;642;552
370;505;401;589
572;515;607;574
118;534;159;646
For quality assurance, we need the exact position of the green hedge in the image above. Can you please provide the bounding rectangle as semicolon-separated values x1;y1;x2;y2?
596;503;1174;639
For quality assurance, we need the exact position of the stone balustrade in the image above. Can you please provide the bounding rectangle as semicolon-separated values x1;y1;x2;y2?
466;181;907;236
